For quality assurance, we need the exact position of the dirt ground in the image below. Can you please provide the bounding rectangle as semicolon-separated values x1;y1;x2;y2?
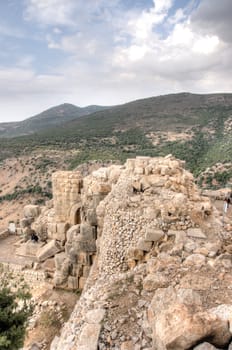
24;287;78;350
0;235;35;265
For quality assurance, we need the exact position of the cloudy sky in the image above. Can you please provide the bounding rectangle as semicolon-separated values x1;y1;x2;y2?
0;0;231;122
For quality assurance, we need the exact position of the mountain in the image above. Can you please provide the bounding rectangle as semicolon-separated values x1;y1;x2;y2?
0;103;109;137
0;92;232;180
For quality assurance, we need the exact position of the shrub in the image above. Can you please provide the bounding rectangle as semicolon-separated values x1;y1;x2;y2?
0;266;33;350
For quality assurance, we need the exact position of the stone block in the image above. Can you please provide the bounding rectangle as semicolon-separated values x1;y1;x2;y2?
87;209;98;226
83;265;91;277
66;225;80;241
50;336;60;350
79;277;87;289
57;222;69;234
137;238;152;252
77;252;91;265
54;252;67;269
134;166;144;175
121;341;134;350
24;205;41;219
143;273;169;291
37;240;63;262
187;228;206;239
183;254;206;267
53;271;67;286
47;223;57;238
77;323;101;350
145;228;164;242
127;248;144;261
74;240;96;252
68;276;79;290
80;224;96;240
16;241;44;257
85;309;105;324
54;222;69;241
73;264;83;277
42;258;55;273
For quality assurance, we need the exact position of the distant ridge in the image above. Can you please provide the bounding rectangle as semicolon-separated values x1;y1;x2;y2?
0;103;109;137
0;92;232;176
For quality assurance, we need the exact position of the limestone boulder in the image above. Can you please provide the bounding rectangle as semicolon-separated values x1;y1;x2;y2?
76;323;101;350
145;228;164;242
24;205;41;219
187;228;207;239
193;343;219;350
143;273;169;291
148;287;231;350
137;238;152;252
85;309;105;324
36;240;64;262
183;253;206;267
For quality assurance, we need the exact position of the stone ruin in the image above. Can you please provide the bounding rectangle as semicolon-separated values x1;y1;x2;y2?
17;155;232;350
18;164;123;290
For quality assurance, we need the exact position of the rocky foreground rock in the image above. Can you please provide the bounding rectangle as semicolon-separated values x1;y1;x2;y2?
20;156;232;350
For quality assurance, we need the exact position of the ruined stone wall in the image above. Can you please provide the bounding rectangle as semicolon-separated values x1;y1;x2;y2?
1;262;46;287
51;156;230;350
52;171;82;223
53;165;123;290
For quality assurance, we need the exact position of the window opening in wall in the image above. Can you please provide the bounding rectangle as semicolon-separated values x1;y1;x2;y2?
74;208;81;225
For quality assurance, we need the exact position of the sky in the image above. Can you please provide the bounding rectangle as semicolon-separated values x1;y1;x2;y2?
0;0;232;122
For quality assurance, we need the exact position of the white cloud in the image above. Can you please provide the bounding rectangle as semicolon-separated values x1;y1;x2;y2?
24;0;76;26
192;35;220;54
126;0;173;41
0;0;232;122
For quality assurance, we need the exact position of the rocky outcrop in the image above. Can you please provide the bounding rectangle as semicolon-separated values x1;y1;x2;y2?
14;155;232;349
149;287;231;349
46;156;232;350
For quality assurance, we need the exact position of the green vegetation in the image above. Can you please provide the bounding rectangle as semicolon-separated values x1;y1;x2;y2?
0;185;52;203
0;266;33;350
0;93;232;181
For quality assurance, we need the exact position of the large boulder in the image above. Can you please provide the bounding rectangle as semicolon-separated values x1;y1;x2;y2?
148;287;232;350
36;240;63;262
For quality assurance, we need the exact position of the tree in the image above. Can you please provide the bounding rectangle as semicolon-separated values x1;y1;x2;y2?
0;266;33;350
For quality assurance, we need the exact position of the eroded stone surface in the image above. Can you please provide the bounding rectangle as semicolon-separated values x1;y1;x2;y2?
18;156;232;350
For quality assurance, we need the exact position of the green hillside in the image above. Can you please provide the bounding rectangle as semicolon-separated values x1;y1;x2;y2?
0;92;232;177
0;103;109;137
